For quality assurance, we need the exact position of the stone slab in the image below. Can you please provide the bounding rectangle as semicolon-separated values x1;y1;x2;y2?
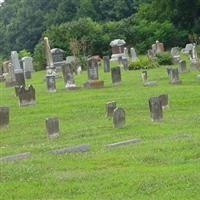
143;81;158;87
0;152;31;162
83;80;104;89
105;138;142;148
49;144;90;154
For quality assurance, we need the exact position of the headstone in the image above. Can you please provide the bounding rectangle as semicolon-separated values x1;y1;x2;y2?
106;101;117;117
0;152;31;162
149;96;163;121
5;62;17;87
122;57;128;70
22;57;33;79
103;56;110;72
46;117;59;138
152;40;164;54
111;67;121;84
159;94;169;109
147;49;154;58
11;51;25;86
62;63;78;89
143;81;158;87
46;75;56;92
0;66;4;82
182;43;193;54
51;48;66;69
130;47;137;61
124;47;129;59
113;107;125;128
141;70;148;82
50;144;90;154
169;68;182;84
83;58;104;88
18;85;36;106
3;61;10;73
166;67;173;77
178;60;187;73
0;107;9;127
110;39;126;61
171;47;180;63
105;138;141;148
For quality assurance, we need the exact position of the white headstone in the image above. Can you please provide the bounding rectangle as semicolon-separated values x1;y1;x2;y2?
130;47;137;61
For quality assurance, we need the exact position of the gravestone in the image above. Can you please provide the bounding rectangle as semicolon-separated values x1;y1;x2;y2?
0;152;31;162
141;70;148;82
159;94;169;109
103;56;110;72
62;63;78;89
169;68;182;84
122;57;128;70
143;81;158;87
5;61;17;87
113;107;125;128
22;57;33;79
110;39;126;61
106;101;117;117
0;107;9;127
11;51;25;86
182;43;193;54
105;138;141;148
130;47;137;61
18;85;36;106
152;40;164;54
166;67;173;77
3;61;10;73
51;48;66;69
84;58;104;88
46;117;59;138
46;75;56;92
124;47;129;58
171;47;180;63
149;96;163;121
178;60;187;73
147;49;154;58
111;66;121;84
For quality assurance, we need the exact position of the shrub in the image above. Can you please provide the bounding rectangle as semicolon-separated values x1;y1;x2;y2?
128;55;159;70
155;52;173;65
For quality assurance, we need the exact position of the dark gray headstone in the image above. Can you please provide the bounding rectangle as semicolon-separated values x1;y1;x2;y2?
113;107;125;128
149;96;163;121
49;144;90;154
141;70;148;82
169;68;182;84
159;94;169;109
18;85;36;106
0;107;9;127
87;58;99;80
51;48;65;63
46;75;56;92
122;58;128;70
46;117;59;138
106;101;117;117
0;152;31;162
15;72;25;87
111;67;121;84
105;138;141;148
103;56;110;72
178;60;187;73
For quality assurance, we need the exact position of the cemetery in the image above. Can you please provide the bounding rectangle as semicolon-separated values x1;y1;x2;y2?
0;0;200;199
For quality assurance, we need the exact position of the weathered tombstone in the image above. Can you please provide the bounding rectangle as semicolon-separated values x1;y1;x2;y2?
171;47;180;63
141;70;148;82
122;57;128;70
149;96;163;121
5;61;17;87
103;56;110;72
3;61;10;73
18;85;36;106
62;63;78;89
83;58;104;88
130;47;137;61
124;47;129;59
0;107;9;127
166;67;173;77
178;60;187;73
46;75;56;92
46;117;59;138
113;107;126;128
106;101;117;117
159;94;169;109
169;68;182;84
11;51;25;86
0;66;4;82
0;152;31;162
147;49;154;58
143;81;158;87
22;57;33;79
152;40;164;54
110;39;126;61
111;66;121;84
51;48;66;69
182;43;193;54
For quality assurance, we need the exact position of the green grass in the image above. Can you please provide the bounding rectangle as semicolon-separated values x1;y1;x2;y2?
0;64;200;200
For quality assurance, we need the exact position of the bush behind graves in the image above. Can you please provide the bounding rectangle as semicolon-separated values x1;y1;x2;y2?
155;52;173;65
128;55;159;70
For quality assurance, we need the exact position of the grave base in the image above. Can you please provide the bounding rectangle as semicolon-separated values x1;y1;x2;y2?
83;80;104;89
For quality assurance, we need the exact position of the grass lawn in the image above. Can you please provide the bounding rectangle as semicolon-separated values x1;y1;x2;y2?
0;64;200;200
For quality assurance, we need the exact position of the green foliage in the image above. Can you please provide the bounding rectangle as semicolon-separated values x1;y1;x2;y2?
18;49;32;58
128;55;159;70
155;52;173;65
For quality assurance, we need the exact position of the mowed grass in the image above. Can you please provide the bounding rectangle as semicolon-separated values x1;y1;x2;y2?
0;64;200;200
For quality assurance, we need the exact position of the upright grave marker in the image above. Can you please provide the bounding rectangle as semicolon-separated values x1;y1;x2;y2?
103;56;110;72
169;68;182;84
46;117;59;138
149;96;163;121
106;101;117;117
178;60;187;73
113;107;126;128
22;57;33;79
0;107;9;128
111;66;121;84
